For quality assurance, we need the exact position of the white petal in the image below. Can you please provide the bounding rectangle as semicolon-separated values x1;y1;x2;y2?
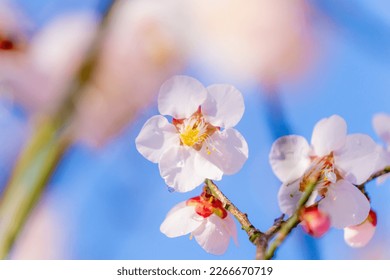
159;146;205;192
160;202;204;238
311;115;347;157
193;214;236;255
374;146;390;170
224;214;238;245
278;180;302;216
199;128;248;175
201;84;244;129
373;113;390;145
319;180;370;229
135;115;179;163
193;152;223;181
334;134;378;185
344;220;376;248
269;135;311;183
158;75;207;119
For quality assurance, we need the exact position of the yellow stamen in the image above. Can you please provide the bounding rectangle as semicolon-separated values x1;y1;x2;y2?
180;126;203;147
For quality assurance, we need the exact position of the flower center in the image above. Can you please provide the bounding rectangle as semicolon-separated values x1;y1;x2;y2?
173;108;217;150
179;118;208;147
186;191;227;219
300;153;338;194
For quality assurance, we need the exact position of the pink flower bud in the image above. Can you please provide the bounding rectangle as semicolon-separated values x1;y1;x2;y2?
300;205;330;238
344;209;377;248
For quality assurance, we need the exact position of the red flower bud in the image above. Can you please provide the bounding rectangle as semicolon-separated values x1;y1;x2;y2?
300;205;330;238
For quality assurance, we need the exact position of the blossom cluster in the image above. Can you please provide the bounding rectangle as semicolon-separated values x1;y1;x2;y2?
136;72;390;255
270;114;387;247
2;0;389;259
136;75;247;254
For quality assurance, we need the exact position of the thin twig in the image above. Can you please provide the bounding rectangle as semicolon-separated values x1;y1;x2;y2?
0;1;119;259
362;166;390;185
265;170;321;260
205;179;268;259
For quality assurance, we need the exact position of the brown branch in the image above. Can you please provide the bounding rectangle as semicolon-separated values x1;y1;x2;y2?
363;166;390;184
205;179;269;259
265;177;320;260
203;160;322;260
205;180;293;260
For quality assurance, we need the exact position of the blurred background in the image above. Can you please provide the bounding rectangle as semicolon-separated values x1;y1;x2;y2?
1;0;390;259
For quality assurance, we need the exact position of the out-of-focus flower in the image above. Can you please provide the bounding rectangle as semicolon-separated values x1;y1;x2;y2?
270;115;377;228
9;196;66;259
0;3;98;114
160;191;237;255
372;113;390;184
300;205;330;238
185;0;315;84
373;113;390;146
0;1;29;53
73;0;186;147
136;75;248;192
344;209;377;248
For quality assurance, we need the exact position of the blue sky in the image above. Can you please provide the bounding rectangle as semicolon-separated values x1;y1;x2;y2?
2;0;390;259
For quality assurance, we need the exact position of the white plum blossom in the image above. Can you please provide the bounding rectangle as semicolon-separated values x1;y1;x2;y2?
270;115;378;228
160;191;237;255
344;209;377;248
373;113;390;147
372;113;390;184
136;75;248;192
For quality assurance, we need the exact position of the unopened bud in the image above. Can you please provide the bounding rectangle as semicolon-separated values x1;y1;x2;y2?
300;205;330;238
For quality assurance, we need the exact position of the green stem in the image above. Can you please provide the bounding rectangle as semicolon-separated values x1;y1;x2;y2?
0;0;118;259
265;179;319;260
0;119;69;258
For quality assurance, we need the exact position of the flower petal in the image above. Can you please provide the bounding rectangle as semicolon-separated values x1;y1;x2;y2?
193;214;236;255
373;113;390;145
135;115;179;163
311;115;347;157
201;84;244;129
334;134;379;185
344;220;376;248
158;75;207;119
319;180;370;229
375;146;390;170
193;152;223;181
160;202;204;238
159;146;205;192
269;135;311;183
278;180;302;216
198;128;248;175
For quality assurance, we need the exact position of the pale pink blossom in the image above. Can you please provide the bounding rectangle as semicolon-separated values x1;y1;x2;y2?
0;1;30;95
372;113;390;184
0;8;98;114
373;113;390;146
270;115;377;228
136;75;248;192
185;0;315;83
344;210;377;248
73;0;185;147
160;192;237;255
